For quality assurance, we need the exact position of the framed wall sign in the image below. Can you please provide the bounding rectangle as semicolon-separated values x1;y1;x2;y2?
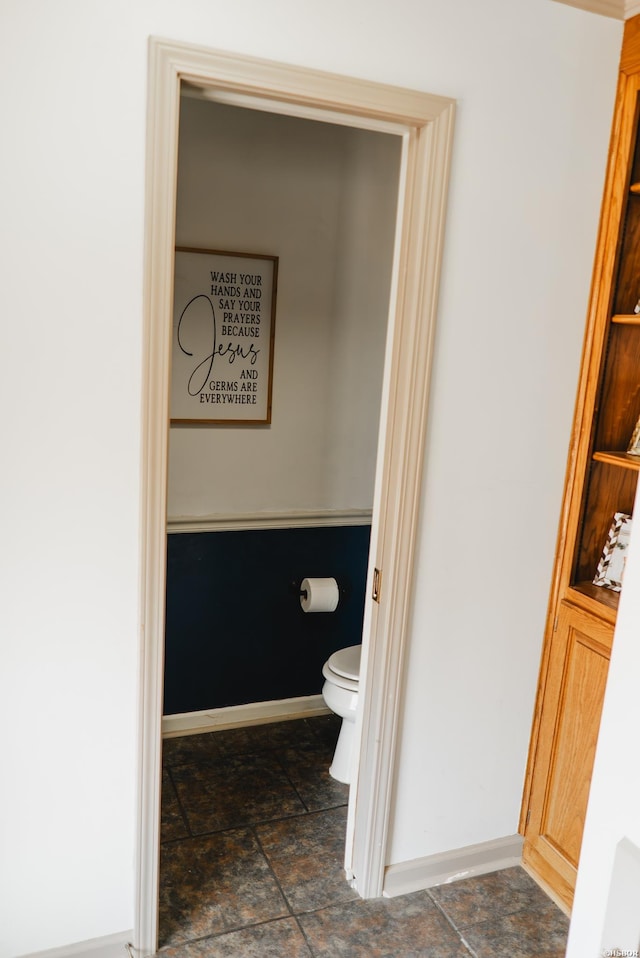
171;247;278;424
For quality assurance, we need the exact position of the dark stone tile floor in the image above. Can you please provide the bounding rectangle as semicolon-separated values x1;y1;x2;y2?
158;715;569;957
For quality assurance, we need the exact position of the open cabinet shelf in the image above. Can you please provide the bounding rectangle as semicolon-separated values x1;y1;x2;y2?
569;580;620;613
611;313;640;324
570;99;640;595
592;450;640;470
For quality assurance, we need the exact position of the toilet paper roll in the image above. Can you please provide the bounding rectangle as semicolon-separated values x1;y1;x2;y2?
300;577;339;613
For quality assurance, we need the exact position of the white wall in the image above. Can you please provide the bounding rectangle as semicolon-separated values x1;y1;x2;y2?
169;98;398;517
387;5;622;865
0;0;622;954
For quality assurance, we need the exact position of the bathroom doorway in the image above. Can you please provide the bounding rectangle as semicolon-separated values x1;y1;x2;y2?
163;92;399;723
138;38;455;955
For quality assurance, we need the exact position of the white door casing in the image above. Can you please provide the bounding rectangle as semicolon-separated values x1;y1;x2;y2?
137;36;454;955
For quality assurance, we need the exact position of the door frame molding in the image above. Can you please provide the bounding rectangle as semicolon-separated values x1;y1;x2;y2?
136;37;455;954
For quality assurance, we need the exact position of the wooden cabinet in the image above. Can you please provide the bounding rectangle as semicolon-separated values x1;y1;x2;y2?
521;15;640;912
522;603;613;908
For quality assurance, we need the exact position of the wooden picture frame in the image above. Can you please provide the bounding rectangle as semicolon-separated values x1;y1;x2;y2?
593;511;633;592
170;247;278;424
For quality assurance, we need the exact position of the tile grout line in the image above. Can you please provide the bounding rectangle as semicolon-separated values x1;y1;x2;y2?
155;914;314;955
293;913;320;958
164;766;194;839
271;745;314;814
250;822;300;921
161;797;345;843
426;889;480;958
249;799;353;958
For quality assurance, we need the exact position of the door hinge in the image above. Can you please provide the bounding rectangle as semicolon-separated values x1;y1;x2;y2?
525;808;531;826
372;567;382;603
553;615;558;632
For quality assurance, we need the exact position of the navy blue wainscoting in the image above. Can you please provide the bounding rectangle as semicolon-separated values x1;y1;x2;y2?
163;524;371;715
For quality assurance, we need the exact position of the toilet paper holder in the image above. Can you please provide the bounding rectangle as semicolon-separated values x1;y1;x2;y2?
291;578;348;601
297;577;341;613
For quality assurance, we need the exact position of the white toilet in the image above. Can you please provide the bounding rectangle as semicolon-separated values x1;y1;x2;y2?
321;644;362;784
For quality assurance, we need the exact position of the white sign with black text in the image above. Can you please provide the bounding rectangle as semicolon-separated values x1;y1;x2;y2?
171;247;278;424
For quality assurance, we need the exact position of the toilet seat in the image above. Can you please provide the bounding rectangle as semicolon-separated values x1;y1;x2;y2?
323;644;361;691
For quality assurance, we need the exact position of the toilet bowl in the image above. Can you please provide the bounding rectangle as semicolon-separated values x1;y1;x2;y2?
321;644;361;784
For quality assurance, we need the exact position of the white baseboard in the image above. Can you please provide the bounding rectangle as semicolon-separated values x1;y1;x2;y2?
162;693;331;737
383;835;524;898
19;931;133;958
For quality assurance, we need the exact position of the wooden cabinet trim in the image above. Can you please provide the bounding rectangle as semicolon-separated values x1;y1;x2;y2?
621;14;640;75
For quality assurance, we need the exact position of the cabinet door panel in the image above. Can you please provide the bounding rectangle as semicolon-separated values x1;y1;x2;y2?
522;602;613;910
